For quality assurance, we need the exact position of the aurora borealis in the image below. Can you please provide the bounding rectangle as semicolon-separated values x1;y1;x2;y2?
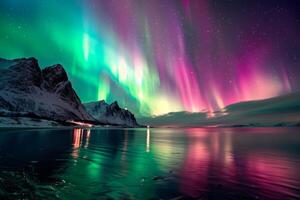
1;0;300;116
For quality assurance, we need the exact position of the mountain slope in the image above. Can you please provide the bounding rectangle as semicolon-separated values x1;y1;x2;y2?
0;57;94;123
84;100;139;127
138;92;300;127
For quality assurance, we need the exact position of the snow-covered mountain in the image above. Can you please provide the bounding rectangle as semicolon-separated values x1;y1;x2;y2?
0;57;140;127
84;100;139;127
0;57;94;123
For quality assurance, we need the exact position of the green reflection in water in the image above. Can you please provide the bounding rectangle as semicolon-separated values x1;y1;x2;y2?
58;128;185;199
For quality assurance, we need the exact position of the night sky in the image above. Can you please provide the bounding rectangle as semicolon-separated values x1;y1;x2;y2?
1;0;300;116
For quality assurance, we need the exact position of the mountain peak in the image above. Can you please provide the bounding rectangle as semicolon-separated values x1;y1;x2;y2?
13;57;37;62
1;57;42;88
0;57;94;122
110;101;120;110
42;64;68;88
84;100;139;127
12;57;39;69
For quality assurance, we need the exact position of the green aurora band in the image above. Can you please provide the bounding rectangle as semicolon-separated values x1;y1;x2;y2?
0;1;165;116
1;0;298;116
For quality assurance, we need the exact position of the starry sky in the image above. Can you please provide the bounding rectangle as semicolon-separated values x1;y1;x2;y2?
1;0;300;116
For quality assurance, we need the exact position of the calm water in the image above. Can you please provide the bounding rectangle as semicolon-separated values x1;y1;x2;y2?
0;127;299;200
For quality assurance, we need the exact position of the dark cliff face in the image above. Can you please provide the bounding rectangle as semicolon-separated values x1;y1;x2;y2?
42;64;82;109
110;101;121;112
42;64;68;90
84;100;139;127
0;57;93;122
106;101;137;124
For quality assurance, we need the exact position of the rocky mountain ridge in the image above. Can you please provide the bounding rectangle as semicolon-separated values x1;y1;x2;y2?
84;100;138;127
0;57;139;127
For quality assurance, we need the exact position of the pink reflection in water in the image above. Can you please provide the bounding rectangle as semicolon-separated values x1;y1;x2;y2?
72;128;91;158
73;129;82;148
179;128;299;199
179;129;210;197
245;154;300;198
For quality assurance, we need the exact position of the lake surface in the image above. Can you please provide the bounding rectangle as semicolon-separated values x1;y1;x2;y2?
0;127;299;200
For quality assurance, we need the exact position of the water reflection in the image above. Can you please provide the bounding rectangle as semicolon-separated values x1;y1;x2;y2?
121;130;128;161
180;129;210;197
146;128;150;152
178;128;300;199
73;128;82;148
72;128;91;158
73;128;91;147
0;128;299;199
84;129;91;149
